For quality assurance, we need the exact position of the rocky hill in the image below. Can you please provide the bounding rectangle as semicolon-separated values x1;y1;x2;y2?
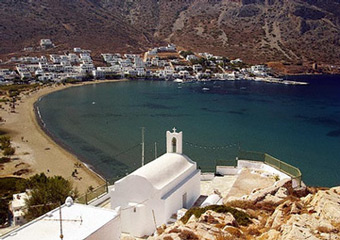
149;180;340;240
1;0;340;64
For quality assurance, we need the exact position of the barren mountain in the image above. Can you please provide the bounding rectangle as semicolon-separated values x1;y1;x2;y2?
1;0;340;64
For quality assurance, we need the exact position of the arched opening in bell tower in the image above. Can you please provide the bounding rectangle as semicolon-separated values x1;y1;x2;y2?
172;137;177;153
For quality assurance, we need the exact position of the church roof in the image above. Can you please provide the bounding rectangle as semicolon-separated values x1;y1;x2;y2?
131;153;196;190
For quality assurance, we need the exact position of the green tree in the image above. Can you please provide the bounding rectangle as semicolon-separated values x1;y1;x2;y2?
0;136;11;150
24;173;78;221
180;50;194;58
0;177;27;225
3;147;15;156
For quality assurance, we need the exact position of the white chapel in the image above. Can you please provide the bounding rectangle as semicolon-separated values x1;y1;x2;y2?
110;128;201;237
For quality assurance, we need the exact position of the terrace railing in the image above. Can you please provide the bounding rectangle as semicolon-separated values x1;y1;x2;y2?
76;177;122;205
238;150;302;187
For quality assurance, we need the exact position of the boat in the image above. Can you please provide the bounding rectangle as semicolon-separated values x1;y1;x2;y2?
202;87;210;91
174;78;183;83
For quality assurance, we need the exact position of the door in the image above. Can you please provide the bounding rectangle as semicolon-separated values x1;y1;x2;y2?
182;192;187;208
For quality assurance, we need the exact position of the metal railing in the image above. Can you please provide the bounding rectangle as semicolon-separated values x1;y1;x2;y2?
76;176;123;204
76;183;108;205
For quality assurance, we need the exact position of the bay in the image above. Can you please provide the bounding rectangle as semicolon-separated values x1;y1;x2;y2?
37;75;340;187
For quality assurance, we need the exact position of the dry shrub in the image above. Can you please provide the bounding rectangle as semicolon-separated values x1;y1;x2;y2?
243;225;261;237
224;227;244;238
257;213;270;229
157;225;166;235
226;200;254;210
317;226;332;233
215;223;226;229
254;201;279;213
169;228;181;234
164;237;173;240
227;199;280;214
330;221;340;234
178;229;199;240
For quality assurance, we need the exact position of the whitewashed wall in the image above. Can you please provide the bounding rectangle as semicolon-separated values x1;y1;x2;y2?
163;170;201;221
110;169;201;238
86;213;121;240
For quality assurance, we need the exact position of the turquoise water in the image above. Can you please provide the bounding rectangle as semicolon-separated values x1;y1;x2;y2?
37;76;340;187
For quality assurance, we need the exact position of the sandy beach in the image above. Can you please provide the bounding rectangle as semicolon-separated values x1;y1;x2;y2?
0;80;126;194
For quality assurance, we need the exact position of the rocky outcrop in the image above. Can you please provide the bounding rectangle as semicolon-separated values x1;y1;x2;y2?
149;182;340;240
149;210;243;240
256;186;340;239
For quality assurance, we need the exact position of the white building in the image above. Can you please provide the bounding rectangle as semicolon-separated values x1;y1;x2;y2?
2;197;121;240
186;55;198;61
110;128;200;237
250;65;269;76
230;58;243;64
79;63;95;74
40;39;54;49
74;47;82;53
193;64;202;72
16;66;32;79
11;192;29;226
178;70;190;78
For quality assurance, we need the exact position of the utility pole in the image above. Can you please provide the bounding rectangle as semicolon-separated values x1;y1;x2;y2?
141;127;145;166
154;142;157;159
59;205;63;240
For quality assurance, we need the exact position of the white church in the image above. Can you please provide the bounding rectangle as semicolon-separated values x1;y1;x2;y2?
110;128;201;237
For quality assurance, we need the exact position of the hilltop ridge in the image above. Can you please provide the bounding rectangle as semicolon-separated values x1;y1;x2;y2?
1;0;340;66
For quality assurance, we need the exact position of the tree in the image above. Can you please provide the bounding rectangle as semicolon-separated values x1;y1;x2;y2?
180;50;194;58
0;136;11;150
3;147;15;156
24;173;78;221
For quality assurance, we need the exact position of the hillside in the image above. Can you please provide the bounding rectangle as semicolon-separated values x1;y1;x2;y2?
150;180;340;240
1;0;340;64
0;0;156;55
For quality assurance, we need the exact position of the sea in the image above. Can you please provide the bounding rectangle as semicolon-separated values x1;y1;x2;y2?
36;75;340;187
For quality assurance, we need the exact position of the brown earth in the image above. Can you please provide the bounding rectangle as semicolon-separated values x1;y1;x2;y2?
1;0;340;69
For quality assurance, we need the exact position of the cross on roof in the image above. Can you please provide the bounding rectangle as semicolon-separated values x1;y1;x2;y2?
172;127;177;133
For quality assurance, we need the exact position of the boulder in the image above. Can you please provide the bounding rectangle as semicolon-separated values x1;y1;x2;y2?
256;229;280;240
280;214;320;240
274;187;288;199
265;200;290;229
199;210;237;227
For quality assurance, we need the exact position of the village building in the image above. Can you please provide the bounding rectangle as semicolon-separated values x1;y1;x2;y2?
110;128;201;237
186;55;198;61
40;39;54;49
73;47;82;53
193;64;203;72
10;192;29;226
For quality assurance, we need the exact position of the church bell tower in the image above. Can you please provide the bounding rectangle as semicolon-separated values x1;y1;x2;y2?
166;127;183;154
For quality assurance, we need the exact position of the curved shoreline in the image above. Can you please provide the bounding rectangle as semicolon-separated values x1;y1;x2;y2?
34;101;107;183
0;79;127;193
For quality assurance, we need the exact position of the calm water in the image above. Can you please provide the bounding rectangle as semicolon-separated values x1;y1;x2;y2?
37;76;340;187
